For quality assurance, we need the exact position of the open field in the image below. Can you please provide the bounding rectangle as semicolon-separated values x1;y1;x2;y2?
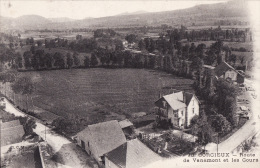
20;32;93;41
13;69;194;123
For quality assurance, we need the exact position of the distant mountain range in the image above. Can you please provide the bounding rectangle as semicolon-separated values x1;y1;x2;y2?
48;17;76;23
0;0;249;31
116;10;149;16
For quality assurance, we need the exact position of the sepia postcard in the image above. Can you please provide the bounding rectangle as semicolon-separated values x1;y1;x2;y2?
0;0;260;168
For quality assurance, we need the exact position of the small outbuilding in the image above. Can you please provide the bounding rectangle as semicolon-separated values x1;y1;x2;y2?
119;119;134;139
1;120;25;146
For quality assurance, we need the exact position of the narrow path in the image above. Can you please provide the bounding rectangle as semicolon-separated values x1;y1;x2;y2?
3;98;97;168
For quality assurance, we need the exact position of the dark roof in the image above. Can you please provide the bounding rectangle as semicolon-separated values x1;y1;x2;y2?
1;120;21;130
105;139;161;168
106;142;127;168
1;125;25;146
78;120;127;157
183;92;194;106
214;61;244;77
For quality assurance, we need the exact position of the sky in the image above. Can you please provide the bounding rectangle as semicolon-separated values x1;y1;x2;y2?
0;0;227;20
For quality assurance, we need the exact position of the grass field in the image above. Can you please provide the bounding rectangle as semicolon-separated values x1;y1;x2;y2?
20;32;93;41
14;68;194;123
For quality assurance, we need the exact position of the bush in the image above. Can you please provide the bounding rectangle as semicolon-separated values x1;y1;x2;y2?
133;119;154;128
51;114;88;135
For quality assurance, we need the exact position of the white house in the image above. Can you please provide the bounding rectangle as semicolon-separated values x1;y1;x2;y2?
214;61;245;84
155;90;200;128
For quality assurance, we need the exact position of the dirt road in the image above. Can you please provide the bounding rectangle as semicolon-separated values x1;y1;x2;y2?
3;98;97;168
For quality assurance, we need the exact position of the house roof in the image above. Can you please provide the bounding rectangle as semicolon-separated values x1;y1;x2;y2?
1;125;25;146
79;120;127;157
106;142;127;168
119;119;133;129
214;61;244;77
183;92;194;106
1;120;21;130
203;64;215;70
155;90;198;110
163;95;187;110
105;139;161;168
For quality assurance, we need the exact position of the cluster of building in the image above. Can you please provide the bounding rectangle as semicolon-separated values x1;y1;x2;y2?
123;39;245;86
153;59;246;129
0;117;45;168
0;119;25;146
76;119;161;168
74;48;247;165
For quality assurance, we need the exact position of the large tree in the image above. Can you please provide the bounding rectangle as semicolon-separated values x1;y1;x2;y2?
190;112;215;148
214;79;239;126
138;39;145;51
125;34;137;44
53;52;65;69
0;71;16;99
66;53;73;68
73;52;80;67
191;57;204;90
44;53;53;68
23;51;32;69
210;114;231;136
84;56;90;68
19;117;37;135
15;53;23;69
11;76;35;112
90;53;98;67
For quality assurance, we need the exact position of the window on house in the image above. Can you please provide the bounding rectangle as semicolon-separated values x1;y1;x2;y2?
162;101;166;108
192;108;194;114
181;111;183;116
174;112;178;117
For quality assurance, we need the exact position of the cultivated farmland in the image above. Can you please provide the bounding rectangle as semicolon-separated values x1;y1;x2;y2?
15;69;194;123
